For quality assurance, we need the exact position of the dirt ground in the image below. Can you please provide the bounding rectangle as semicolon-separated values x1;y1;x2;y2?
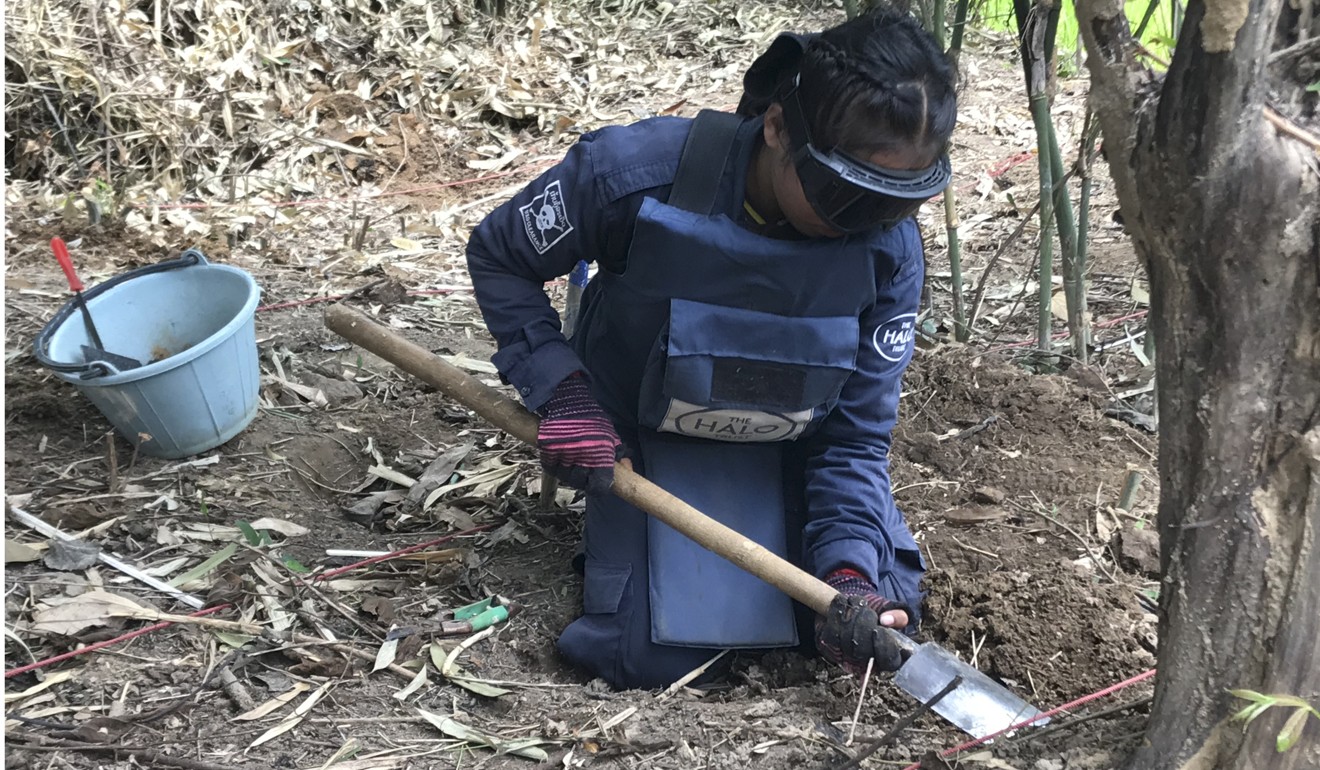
4;14;1163;770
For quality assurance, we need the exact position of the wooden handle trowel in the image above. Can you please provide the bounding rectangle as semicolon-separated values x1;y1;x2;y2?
324;303;1049;739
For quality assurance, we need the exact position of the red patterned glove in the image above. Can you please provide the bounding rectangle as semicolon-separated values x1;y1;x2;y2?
535;374;624;495
815;568;911;673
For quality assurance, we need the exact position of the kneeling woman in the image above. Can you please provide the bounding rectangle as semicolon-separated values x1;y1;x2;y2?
466;9;957;689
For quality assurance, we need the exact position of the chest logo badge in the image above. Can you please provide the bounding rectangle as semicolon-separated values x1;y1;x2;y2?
873;312;917;363
660;400;812;442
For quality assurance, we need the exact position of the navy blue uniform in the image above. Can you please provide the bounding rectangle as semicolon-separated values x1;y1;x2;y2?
467;114;925;688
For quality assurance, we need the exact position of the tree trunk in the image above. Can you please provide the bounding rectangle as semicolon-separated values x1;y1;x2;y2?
1076;1;1320;768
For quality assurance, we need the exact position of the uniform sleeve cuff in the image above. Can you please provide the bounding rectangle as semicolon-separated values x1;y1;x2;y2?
810;538;880;586
492;338;584;412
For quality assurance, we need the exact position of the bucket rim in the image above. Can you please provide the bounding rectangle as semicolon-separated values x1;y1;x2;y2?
35;251;261;385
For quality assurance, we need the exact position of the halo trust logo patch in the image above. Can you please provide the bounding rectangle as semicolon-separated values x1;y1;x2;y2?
872;312;917;363
660;400;812;442
519;180;574;254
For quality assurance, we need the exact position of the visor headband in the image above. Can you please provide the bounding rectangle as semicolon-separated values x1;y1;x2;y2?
779;77;951;201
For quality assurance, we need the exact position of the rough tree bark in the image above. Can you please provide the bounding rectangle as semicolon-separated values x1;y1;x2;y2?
1075;1;1320;769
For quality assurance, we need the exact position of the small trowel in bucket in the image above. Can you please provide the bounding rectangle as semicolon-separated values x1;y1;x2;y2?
50;237;143;374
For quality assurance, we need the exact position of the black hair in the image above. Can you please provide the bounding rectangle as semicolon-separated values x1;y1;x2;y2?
794;10;957;162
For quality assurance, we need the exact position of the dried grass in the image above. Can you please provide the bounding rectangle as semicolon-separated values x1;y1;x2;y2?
5;0;805;209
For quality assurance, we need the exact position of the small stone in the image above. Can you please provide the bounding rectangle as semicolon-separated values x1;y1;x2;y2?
43;539;100;571
1034;760;1064;770
742;699;780;718
943;505;1009;527
300;372;364;406
1113;526;1161;577
973;486;1007;505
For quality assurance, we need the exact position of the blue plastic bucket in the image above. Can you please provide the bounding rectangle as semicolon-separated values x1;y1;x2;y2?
33;249;262;459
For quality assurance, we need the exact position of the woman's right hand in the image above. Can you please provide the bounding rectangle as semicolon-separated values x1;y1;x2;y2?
535;373;624;495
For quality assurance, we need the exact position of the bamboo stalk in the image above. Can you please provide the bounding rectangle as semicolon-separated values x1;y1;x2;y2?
949;0;971;56
1022;0;1085;363
1030;95;1057;357
928;0;967;342
1048;120;1086;361
1016;1;1058;358
944;189;969;341
932;0;947;47
1117;469;1144;511
1075;112;1102;361
1134;0;1162;39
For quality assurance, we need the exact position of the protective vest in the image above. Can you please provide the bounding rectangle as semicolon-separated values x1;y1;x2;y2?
574;110;881;440
570;111;887;649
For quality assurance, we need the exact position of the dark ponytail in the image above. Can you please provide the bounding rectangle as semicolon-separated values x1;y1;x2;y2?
740;10;957;163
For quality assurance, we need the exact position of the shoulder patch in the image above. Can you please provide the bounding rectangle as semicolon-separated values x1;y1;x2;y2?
519;180;574;254
872;312;917;363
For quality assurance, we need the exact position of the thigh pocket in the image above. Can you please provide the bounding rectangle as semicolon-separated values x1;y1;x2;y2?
582;561;633;614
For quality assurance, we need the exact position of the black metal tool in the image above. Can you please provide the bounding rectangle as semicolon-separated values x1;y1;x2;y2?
50;237;142;373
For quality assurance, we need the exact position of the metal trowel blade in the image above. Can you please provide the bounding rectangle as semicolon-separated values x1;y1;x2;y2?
81;344;144;373
893;642;1051;739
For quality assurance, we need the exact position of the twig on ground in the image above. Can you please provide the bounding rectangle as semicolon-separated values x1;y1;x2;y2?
658;650;730;700
217;667;256;712
1268;34;1320;62
847;657;876;745
834;675;963;770
937;414;998;442
951;536;1000;560
1018;695;1153;744
250;548;385;642
6;505;206;609
1263;106;1320;152
1013;495;1121;583
966;200;1039;334
105;432;120;494
8;731;243;770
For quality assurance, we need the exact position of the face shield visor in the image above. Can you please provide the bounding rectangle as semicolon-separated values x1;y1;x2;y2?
779;78;952;234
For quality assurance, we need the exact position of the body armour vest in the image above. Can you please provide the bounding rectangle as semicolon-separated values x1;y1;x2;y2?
571;110;885;441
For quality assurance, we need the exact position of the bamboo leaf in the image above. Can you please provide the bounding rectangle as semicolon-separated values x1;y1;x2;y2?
232;682;310;721
429;642;448;671
450;676;512;698
250;517;311;538
237;520;262;546
282;556;311;573
248;683;331;749
3;669;78;704
415;710;548;761
214;632;256;648
1277;708;1310;752
31;591;152;635
169;542;239;587
429;641;509;698
372;638;399;672
393;667;428;701
6;539;42;563
248;713;305;749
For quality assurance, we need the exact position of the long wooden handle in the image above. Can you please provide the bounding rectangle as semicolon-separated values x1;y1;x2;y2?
324;303;838;615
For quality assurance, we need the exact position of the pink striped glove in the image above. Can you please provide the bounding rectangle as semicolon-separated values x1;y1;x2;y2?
535;373;624;495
